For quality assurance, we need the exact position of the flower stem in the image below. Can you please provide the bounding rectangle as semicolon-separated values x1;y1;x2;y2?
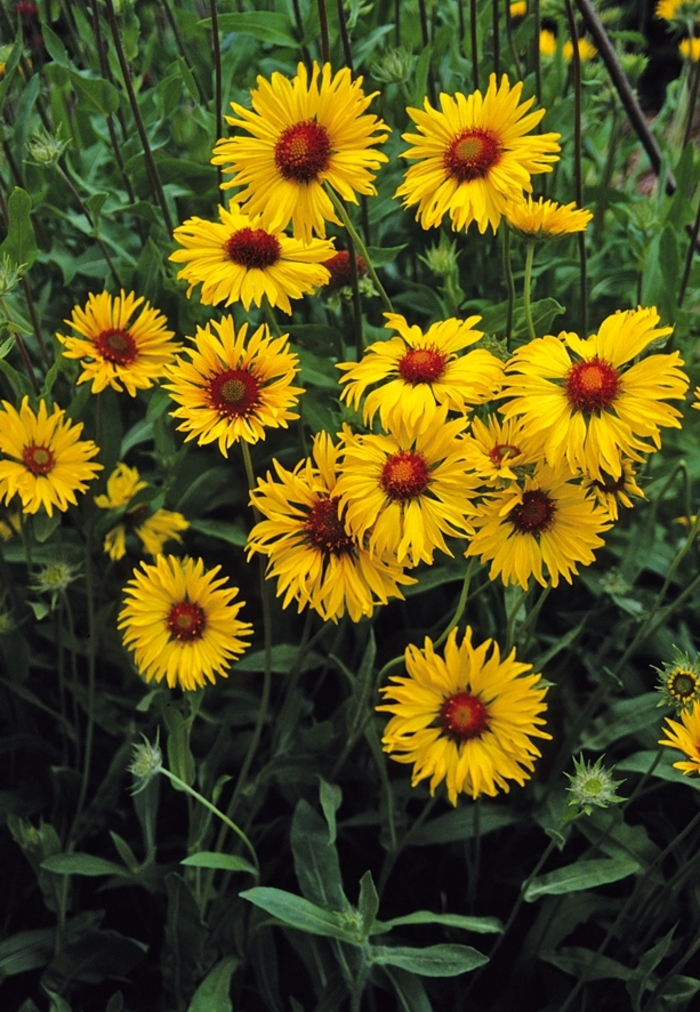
434;557;478;649
325;186;394;313
502;226;515;349
523;240;537;340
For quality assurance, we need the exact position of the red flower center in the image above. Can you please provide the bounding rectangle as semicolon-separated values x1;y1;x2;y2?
439;691;490;742
167;600;206;642
510;489;556;534
444;128;501;183
209;368;259;417
323;251;368;289
224;228;281;270
95;327;137;365
274;120;332;183
565;357;620;413
489;442;522;466
22;444;56;475
304;497;355;557
398;347;448;385
380;450;431;501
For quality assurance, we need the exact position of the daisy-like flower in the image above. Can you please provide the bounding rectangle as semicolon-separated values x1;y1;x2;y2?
164;316;304;456
655;648;700;713
465;463;612;589
0;397;102;517
212;62;389;242
540;29;558;56
656;1;700;24
563;37;597;61
377;626;551;804
510;1;527;19
462;413;540;486
334;406;480;568
395;74;560;234
169;204;335;315
337;313;504;431
247;431;415;623
57;290;179;397
659;701;700;775
583;460;644;521
505;196;593;242
500;307;689;482
95;462;188;561
679;37;700;60
118;554;252;691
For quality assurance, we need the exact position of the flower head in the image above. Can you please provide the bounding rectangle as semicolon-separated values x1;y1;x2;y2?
505;196;593;242
169;204;334;315
659;701;700;776
656;1;700;25
462;413;540;486
583;459;644;521
95;462;188;561
0;397;102;517
118;555;252;691
655;648;700;713
540;29;557;56
465;463;612;589
337;313;503;431
564;754;625;815
57;290;180;396
323;250;369;290
164;317;303;456
500;307;688;482
510;1;527;19
212;62;389;241
378;626;551;804
395;74;561;234
247;431;415;623
563;37;597;61
679;37;700;60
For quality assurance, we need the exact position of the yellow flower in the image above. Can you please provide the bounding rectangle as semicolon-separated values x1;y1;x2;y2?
583;459;644;521
395;73;560;234
57;290;180;397
334;406;480;568
659;701;700;775
679;37;700;60
0;510;21;541
95;462;188;561
656;1;700;23
465;463;612;589
0;397;102;517
539;29;557;56
247;431;415;623
377;626;551;804
164;317;304;456
563;37;597;61
212;61;389;242
499;307;689;482
510;1;527;18
118;555;252;691
462;413;541;486
337;313;503;432
169;204;335;315
505;195;593;242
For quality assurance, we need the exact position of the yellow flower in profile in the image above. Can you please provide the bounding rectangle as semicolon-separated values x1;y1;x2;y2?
583;460;644;521
659;701;700;776
169;204;335;315
377;626;551;804
118;555;252;691
337;313;503;431
679;37;700;60
247;431;415;623
510;1;527;18
656;1;700;23
57;290;179;397
563;37;597;61
395;74;561;234
462;413;540;486
505;196;593;242
212;62;389;242
164;317;304;456
539;29;557;56
95;462;188;561
500;307;689;482
465;463;612;589
334;406;479;568
0;510;21;541
0;397;102;517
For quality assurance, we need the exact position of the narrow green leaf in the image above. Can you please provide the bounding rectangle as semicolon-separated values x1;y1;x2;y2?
0;188;39;269
189;519;248;547
200;12;297;46
187;956;239;1012
373;911;501;935
365;244;407;267
0;926;54;980
411;803;517;845
0;33;24;113
370;943;488;977
291;798;350;913
68;71;120;115
627;925;676;1011
180;852;256;876
240;887;355;943
318;778;342;845
381;967;432;1012
41;24;69;65
540;947;632;981
357;870;380;939
177;54;200;102
40;854;133;878
524;857;639;902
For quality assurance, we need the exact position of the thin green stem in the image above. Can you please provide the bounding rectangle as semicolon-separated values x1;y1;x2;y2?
492;0;500;78
502;226;515;349
262;295;282;337
325;187;394;313
523;240;537;340
317;0;330;64
470;0;479;91
209;0;223;191
0;296;40;395
434;557;478;649
345;229;365;361
563;0;587;336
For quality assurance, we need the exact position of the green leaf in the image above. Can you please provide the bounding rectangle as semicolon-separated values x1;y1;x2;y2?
177;54;200;102
42;992;72;1012
201;12;297;46
524;857;639;902
240;887;355;942
0;32;24;113
291;798;350;913
296;346;341;390
189;519;248;547
381;967;432;1012
40;854;133;878
0;188;39;269
627;925;676;1010
105;993;124;1012
163;874;208;1000
41;24;69;65
539;947;632;981
0;926;54;981
617;750;700;791
180;852;256;876
369;943;488;977
357;870;380;939
318;778;342;845
109;832;141;875
411;803;517;845
364;244;407;267
579;693;661;750
372;911;501;935
234;645;324;674
187;956;239;1012
86;192;108;222
69;72;120;115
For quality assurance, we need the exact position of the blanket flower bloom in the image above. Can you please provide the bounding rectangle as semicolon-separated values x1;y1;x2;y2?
95;462;188;561
378;626;551;803
505;195;593;242
57;290;179;396
118;555;252;691
337;313;503;431
164;317;303;455
0;397;102;516
247;431;415;623
170;204;335;314
395;74;561;233
462;413;540;486
465;463;612;589
500;307;688;481
659;701;700;776
212;62;389;242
